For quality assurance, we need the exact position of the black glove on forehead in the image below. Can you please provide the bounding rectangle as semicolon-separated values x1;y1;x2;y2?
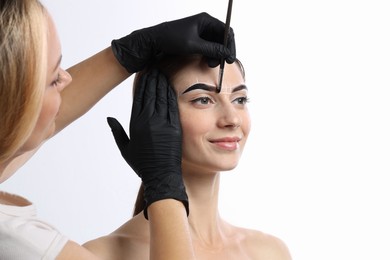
111;12;236;73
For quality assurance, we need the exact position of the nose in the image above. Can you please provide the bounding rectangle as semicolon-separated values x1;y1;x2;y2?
217;103;241;129
58;68;72;92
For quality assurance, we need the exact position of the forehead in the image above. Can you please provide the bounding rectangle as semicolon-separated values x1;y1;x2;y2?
46;13;61;68
172;60;245;93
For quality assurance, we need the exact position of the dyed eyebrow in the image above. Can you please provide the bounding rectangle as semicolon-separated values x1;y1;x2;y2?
233;84;248;92
182;83;215;94
181;83;247;94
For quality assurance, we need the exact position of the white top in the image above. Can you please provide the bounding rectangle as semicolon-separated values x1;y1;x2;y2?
0;191;68;260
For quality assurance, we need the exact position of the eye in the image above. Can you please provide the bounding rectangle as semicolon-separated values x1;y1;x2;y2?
190;96;214;105
50;73;63;87
50;67;70;88
233;96;250;105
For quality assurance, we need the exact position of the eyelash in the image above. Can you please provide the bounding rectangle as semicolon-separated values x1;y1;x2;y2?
191;97;213;105
190;96;250;105
234;97;250;105
50;73;63;87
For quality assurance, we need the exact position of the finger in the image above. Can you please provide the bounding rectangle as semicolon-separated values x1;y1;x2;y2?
155;71;169;119
141;69;158;119
192;37;233;67
132;71;147;118
207;58;220;68
167;84;180;127
198;14;236;65
107;117;130;151
225;27;236;64
199;12;225;44
192;13;229;60
204;27;235;65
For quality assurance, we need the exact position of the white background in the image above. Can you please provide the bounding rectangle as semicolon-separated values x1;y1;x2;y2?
2;0;390;259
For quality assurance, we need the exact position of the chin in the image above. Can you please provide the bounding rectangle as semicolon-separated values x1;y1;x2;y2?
216;155;241;169
45;125;56;140
18;138;41;155
205;159;240;172
182;152;242;173
21;125;55;154
217;163;239;172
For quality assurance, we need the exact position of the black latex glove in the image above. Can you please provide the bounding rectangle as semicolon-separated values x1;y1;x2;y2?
107;69;188;219
111;12;236;72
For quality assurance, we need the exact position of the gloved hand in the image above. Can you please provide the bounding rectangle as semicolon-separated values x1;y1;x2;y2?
111;12;236;72
107;69;188;219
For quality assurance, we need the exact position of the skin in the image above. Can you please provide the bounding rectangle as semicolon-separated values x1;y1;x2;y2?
19;15;72;154
0;12;195;260
83;59;292;260
176;59;250;173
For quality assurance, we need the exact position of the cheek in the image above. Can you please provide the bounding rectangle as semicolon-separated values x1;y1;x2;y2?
242;110;251;135
240;110;251;149
20;91;61;152
34;90;61;136
179;109;211;149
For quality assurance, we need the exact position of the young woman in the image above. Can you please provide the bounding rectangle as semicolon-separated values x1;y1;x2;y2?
0;0;236;259
86;55;293;259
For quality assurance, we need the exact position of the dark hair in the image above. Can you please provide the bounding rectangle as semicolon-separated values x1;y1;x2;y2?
132;55;245;216
133;184;145;216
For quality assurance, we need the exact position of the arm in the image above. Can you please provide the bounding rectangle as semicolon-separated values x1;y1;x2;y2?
148;200;195;260
54;47;130;135
1;48;129;179
79;200;194;260
55;12;236;136
107;69;192;259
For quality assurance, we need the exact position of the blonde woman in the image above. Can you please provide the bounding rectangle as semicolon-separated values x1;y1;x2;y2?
86;55;292;260
0;0;236;259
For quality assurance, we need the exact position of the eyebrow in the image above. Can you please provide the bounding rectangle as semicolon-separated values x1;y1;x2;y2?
52;55;62;73
181;83;247;94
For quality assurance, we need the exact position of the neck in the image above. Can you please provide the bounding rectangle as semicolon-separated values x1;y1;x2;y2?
0;149;35;184
0;159;11;183
183;171;226;244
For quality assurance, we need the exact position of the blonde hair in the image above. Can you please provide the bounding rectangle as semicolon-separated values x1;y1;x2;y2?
0;0;48;163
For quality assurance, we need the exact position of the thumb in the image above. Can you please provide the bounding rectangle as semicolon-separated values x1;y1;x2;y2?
106;117;130;151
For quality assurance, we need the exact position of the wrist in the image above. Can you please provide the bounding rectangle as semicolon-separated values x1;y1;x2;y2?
147;199;188;219
111;28;157;73
143;174;189;219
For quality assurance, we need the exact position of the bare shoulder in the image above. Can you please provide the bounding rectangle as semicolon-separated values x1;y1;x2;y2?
234;225;292;260
57;240;100;260
83;215;149;260
82;235;123;260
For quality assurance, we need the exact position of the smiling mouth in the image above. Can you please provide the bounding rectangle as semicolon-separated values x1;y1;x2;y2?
209;137;241;151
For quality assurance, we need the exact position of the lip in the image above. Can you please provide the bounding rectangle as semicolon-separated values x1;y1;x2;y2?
209;137;242;151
